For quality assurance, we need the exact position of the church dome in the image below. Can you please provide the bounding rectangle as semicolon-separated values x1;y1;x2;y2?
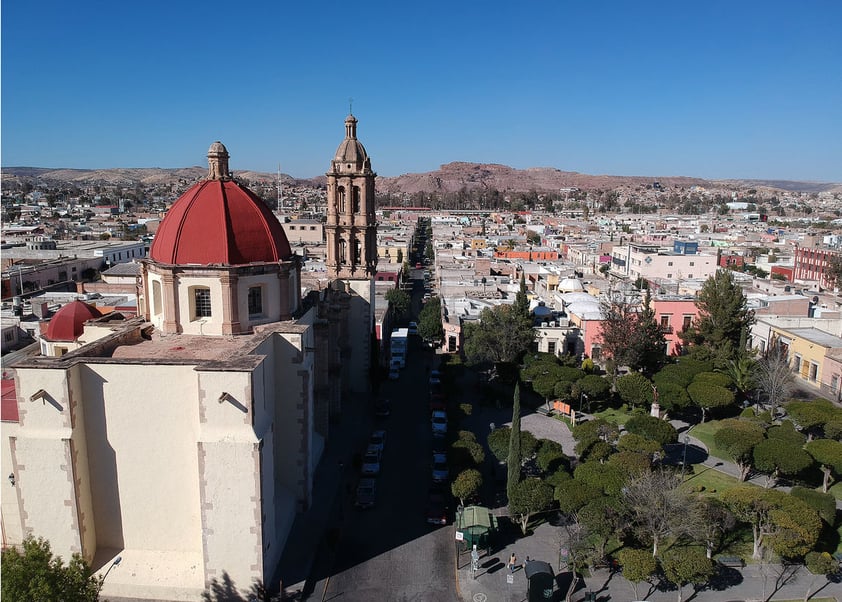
45;300;103;342
150;142;292;266
333;114;370;169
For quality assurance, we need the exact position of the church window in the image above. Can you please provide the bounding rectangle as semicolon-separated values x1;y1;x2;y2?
354;239;361;264
194;287;212;318
338;187;346;213
339;240;347;264
248;286;263;317
152;280;163;315
352;187;360;213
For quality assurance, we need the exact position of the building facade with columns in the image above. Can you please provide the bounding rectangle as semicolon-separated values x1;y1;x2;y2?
1;118;377;601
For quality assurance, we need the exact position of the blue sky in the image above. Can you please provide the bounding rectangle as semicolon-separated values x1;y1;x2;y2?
3;1;841;181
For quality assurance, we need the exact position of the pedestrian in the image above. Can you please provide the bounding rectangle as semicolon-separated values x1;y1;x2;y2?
508;552;517;573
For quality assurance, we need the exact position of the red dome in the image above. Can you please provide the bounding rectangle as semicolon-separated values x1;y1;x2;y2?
150;180;292;265
45;300;103;342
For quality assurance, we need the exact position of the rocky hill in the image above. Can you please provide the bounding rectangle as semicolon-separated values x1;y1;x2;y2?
2;163;839;194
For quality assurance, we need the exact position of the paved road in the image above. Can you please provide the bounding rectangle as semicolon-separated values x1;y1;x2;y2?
314;277;458;601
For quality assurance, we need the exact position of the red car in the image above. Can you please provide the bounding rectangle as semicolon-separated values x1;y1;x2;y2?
425;488;449;525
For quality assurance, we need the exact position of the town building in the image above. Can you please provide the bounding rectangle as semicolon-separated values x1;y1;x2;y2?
1;117;377;601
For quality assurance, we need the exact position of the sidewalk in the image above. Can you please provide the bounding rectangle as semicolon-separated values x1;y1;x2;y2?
455;520;842;601
273;391;370;599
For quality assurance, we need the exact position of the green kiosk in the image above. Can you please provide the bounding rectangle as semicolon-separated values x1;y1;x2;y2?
455;506;498;551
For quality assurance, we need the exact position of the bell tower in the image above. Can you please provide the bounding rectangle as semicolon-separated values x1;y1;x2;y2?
325;114;377;278
324;113;377;395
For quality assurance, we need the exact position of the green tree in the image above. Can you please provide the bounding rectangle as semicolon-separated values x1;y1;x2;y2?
720;355;757;403
464;304;534;368
659;546;715;602
723;486;821;559
451;469;483;507
617;548;658;601
713;418;766;481
1;536;102;601
790;486;837;526
450;439;485;473
536;439;567;474
682;270;754;366
752;439;812;488
508;477;554;534
385;287;411;318
687;381;735;423
575;374;611;401
617;433;663;461
787;398;841;439
804;438;842;493
417;296;444;344
803;552;838;601
507;383;523;501
554;479;602;514
616;372;654;410
574;461;627;496
625;415;678;446
488;426;512;463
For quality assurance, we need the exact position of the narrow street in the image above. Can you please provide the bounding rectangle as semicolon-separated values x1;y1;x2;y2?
317;268;458;601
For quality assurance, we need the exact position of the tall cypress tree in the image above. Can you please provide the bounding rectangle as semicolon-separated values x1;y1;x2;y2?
507;382;523;501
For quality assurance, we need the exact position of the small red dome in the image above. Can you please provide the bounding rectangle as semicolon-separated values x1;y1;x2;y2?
45;301;103;342
149;179;292;265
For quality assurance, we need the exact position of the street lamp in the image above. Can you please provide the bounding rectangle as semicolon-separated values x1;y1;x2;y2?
99;556;122;595
579;392;588;413
680;434;691;479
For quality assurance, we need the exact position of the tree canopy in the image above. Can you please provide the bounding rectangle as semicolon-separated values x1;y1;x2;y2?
682;270;754;366
463;304;534;367
2;536;102;602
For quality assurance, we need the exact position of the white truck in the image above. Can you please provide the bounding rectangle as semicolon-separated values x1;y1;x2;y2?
391;328;409;368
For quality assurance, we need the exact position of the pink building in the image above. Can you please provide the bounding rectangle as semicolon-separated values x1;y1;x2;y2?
651;298;700;356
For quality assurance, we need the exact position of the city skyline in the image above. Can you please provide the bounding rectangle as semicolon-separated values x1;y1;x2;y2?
2;0;841;182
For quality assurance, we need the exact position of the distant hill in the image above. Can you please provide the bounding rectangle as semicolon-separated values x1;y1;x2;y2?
2;163;839;194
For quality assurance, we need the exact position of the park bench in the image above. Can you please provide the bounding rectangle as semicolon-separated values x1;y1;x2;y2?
715;555;745;568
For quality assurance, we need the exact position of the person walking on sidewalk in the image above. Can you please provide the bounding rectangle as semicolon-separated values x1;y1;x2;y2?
508;553;517;573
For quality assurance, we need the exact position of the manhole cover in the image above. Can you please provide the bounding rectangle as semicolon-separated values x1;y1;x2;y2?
473;594;487;602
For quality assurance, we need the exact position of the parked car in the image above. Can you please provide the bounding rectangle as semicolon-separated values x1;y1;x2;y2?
361;447;382;476
431;452;449;483
429;393;447;412
375;399;391;418
355;478;377;509
429;376;441;386
431;410;447;437
368;430;386;453
425;487;449;525
388;367;400;380
408;322;418;336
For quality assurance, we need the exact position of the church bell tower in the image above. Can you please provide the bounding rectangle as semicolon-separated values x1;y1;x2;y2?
325;114;377;278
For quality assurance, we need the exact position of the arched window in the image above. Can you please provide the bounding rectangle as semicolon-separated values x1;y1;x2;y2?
339;240;347;264
352;187;360;213
354;239;361;265
338;186;346;214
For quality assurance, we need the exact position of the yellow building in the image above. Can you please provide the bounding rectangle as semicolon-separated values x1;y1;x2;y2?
771;326;842;387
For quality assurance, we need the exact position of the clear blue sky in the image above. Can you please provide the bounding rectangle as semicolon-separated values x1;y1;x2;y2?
3;1;841;182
